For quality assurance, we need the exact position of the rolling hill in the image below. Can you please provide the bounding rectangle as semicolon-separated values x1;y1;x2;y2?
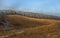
0;14;60;38
0;10;60;38
6;15;59;29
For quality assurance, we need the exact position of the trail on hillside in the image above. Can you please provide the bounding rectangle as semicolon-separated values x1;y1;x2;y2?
0;15;60;38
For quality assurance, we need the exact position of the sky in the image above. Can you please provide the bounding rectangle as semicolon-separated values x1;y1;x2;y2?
0;0;60;16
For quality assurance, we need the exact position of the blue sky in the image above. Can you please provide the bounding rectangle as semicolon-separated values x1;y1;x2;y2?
0;0;60;16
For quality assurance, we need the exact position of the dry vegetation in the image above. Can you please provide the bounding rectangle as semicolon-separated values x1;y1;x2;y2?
0;15;60;38
6;15;58;28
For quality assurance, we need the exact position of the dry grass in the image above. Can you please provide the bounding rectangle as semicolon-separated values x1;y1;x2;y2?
9;22;60;38
0;15;60;38
6;15;58;29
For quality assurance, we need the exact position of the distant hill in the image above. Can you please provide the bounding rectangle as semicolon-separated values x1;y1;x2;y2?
0;10;60;20
17;11;60;20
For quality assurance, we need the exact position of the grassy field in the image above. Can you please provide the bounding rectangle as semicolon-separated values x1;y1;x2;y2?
0;15;60;38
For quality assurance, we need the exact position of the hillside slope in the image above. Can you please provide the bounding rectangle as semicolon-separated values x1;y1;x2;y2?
15;22;60;38
6;15;59;29
0;15;60;38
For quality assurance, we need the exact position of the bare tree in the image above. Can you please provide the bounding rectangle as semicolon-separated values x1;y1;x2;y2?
0;11;13;30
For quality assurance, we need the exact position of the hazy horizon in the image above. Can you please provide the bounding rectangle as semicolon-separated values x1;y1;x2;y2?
0;0;60;16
